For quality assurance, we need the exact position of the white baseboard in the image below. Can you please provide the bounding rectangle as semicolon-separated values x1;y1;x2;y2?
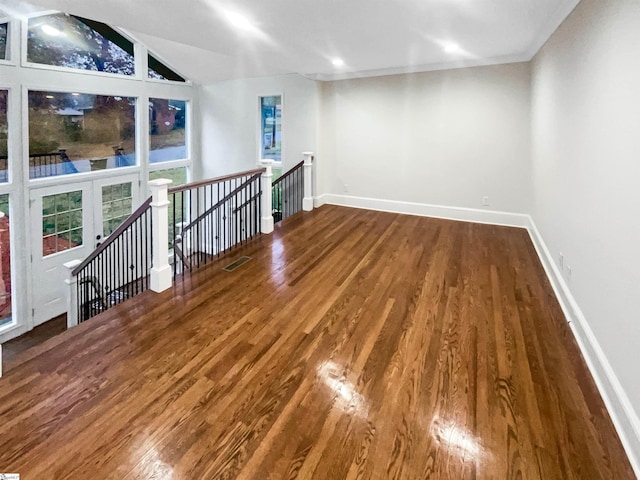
526;218;640;478
315;193;640;476
316;193;531;228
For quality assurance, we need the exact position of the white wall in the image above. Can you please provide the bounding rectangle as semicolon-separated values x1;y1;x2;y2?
198;74;318;178
531;0;640;463
317;63;532;214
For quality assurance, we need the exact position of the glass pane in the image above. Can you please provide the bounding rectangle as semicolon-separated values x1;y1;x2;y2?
27;13;134;76
101;181;133;236
42;190;82;256
70;228;83;245
0;23;7;60
28;91;136;179
149;167;187;186
0;194;11;327
55;193;69;212
260;95;282;162
0;90;7;183
42;216;56;235
56;213;70;231
149;98;186;163
148;54;185;82
70;210;82;229
149;167;188;247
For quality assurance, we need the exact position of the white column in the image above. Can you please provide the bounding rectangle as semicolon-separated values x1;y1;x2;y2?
64;259;82;328
260;159;274;234
302;151;314;211
149;178;173;292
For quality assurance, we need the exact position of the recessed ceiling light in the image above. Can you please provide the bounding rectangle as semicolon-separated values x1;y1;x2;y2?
225;11;254;31
71;93;80;96
332;58;345;67
45;95;54;99
41;24;64;37
442;42;462;54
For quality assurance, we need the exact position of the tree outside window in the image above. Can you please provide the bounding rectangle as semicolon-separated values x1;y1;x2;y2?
27;13;135;76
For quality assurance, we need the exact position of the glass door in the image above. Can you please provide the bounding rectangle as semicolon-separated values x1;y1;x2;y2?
29;174;140;325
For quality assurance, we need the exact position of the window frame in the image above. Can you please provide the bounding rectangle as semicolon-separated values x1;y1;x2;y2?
257;93;284;165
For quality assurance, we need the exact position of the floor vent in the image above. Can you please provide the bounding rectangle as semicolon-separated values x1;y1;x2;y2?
223;256;252;272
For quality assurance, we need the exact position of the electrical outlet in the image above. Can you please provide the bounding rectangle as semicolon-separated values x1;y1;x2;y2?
559;253;564;269
482;196;490;206
343;184;349;193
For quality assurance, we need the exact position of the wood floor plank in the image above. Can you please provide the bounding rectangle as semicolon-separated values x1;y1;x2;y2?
0;205;634;479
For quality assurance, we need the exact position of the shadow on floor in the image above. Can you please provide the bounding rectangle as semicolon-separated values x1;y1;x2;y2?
2;315;67;366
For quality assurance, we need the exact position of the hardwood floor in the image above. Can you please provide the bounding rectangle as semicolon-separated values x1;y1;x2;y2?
0;205;634;479
1;314;66;365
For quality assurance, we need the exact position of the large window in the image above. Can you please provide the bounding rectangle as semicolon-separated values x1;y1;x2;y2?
0;90;7;182
149;98;186;163
28;91;136;179
260;95;282;162
0;194;11;327
0;22;8;60
27;13;134;76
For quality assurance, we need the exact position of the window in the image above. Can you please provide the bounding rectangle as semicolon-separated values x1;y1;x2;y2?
0;89;7;182
41;190;83;256
148;54;186;82
149;98;186;163
28;91;136;179
0;22;8;60
27;13;135;76
0;194;11;327
102;182;133;236
260;95;282;162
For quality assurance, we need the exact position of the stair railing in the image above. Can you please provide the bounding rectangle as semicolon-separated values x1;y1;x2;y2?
170;168;264;277
65;197;154;325
272;152;314;222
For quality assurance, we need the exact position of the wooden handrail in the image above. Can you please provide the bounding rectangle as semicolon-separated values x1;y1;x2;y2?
272;161;303;187
72;197;152;276
168;167;265;195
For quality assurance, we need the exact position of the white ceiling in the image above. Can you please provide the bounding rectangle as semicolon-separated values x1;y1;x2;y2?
1;0;580;84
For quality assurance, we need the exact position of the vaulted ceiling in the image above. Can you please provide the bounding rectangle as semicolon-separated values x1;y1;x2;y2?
2;0;580;83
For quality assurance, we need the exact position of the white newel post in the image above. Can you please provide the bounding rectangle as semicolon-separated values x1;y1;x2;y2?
260;159;275;234
64;259;82;329
149;178;173;292
302;151;314;211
